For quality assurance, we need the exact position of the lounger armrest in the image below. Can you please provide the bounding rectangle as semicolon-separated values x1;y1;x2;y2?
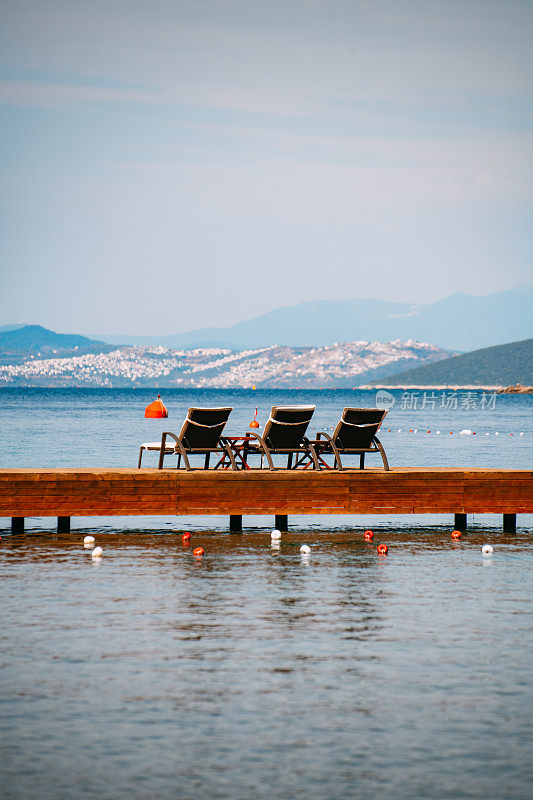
302;436;319;469
372;435;389;471
244;431;274;470
160;431;179;445
314;431;342;469
218;437;238;470
158;431;180;469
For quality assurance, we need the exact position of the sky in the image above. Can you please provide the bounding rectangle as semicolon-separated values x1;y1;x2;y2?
1;0;532;336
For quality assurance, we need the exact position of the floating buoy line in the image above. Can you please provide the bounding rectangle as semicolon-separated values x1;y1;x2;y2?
314;427;527;437
73;527;501;565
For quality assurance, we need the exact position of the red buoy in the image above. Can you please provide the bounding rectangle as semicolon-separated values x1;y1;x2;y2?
193;547;204;556
250;406;260;429
451;530;461;539
181;533;191;544
145;394;168;418
364;530;374;541
377;543;388;555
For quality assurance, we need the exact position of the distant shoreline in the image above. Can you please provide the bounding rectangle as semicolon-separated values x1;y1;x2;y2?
366;384;533;393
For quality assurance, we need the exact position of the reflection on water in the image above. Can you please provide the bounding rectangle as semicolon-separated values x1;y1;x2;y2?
1;529;532;799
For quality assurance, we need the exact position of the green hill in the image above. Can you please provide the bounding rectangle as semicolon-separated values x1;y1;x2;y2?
372;338;533;387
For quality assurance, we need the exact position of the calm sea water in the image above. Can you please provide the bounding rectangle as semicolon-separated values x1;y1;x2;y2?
0;389;532;799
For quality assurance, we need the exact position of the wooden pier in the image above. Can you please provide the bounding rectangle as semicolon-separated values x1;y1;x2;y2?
1;467;531;533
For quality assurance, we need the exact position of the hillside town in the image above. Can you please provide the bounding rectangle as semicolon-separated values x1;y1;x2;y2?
0;340;449;388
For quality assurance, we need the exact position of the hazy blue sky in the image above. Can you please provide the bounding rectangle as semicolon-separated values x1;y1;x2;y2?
1;0;532;335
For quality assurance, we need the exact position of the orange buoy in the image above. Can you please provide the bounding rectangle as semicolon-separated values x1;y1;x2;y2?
250;406;260;429
451;530;461;539
364;530;374;541
181;533;191;544
144;394;168;418
377;543;388;555
193;546;204;556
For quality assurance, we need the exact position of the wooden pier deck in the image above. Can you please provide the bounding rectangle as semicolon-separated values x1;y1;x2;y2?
1;467;531;533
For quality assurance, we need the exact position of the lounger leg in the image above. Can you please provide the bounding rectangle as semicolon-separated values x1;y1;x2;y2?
308;443;319;470
374;437;389;471
176;443;191;471
359;453;365;470
316;432;342;470
287;453;293;469
264;447;275;471
158;434;168;470
246;433;274;470
205;453;210;469
226;444;238;470
138;446;144;468
275;514;288;531
331;445;342;470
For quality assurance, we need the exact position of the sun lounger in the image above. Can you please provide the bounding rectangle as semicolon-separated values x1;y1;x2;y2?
138;407;237;470
313;408;389;470
244;405;318;470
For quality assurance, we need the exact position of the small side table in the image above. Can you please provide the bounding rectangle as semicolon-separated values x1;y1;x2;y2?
216;435;257;470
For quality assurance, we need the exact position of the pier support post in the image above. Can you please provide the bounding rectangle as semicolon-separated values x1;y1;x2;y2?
57;516;70;533
11;517;24;534
503;513;516;533
275;514;288;531
454;513;467;531
229;515;242;533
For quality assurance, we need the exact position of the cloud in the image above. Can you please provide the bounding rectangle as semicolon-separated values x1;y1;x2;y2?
1;0;532;117
0;79;159;109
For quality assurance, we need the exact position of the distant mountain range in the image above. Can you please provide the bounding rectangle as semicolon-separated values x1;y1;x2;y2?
1;324;529;389
0;340;452;388
94;287;532;352
371;338;533;387
0;325;111;362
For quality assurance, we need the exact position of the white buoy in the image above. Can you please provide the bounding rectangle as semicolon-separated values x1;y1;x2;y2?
436;430;440;435
91;546;103;558
300;544;311;554
482;544;494;556
84;535;95;544
460;429;472;435
495;432;499;436
271;530;282;540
